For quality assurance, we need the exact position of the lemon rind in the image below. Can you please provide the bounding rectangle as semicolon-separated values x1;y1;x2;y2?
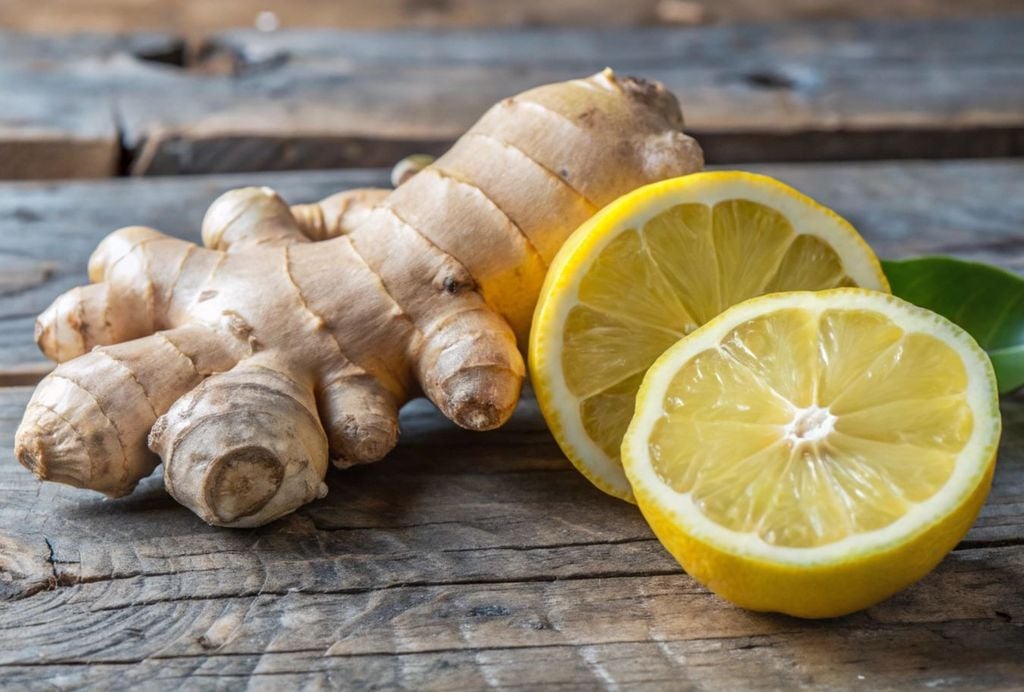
621;288;1001;567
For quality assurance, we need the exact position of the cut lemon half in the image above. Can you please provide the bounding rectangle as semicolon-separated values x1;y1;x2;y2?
530;171;888;501
623;289;1001;618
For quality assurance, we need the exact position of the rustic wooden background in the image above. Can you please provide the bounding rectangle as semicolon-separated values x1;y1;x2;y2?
0;2;1023;689
3;19;1024;180
4;0;1023;36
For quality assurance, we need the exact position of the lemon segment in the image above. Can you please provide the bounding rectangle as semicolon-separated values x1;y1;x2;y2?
531;171;888;501
622;289;1001;617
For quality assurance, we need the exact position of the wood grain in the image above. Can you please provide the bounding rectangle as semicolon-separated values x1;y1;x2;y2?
3;160;1022;383
0;384;1021;688
2;19;1024;178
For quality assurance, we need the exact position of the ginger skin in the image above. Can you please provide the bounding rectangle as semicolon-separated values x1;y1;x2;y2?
15;70;703;527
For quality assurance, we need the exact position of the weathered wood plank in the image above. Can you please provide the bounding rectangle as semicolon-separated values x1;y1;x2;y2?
128;19;1024;173
0;33;183;180
207;18;1024;68
1;619;1022;691
0;382;1022;688
0;583;1021;689
2;160;1022;381
4;0;1024;38
0;32;183;65
3;19;1024;178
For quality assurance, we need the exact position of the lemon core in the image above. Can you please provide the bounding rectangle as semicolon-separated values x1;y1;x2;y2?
785;406;836;444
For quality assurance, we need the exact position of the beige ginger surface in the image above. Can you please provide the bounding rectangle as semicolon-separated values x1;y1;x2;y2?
14;70;703;526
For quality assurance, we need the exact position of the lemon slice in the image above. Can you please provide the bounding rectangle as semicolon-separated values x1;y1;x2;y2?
530;171;888;501
623;289;1001;618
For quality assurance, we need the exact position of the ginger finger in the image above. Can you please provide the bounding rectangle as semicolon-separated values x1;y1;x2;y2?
290;188;391;241
415;307;524;430
318;374;400;468
36;228;215;362
16;324;239;497
202;186;309;251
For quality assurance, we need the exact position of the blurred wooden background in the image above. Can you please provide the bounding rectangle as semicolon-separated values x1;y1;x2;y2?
4;0;1024;36
3;1;1024;180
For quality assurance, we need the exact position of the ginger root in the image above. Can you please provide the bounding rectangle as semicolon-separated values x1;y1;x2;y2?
14;69;703;527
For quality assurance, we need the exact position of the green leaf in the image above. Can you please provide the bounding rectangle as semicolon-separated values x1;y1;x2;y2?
882;256;1024;395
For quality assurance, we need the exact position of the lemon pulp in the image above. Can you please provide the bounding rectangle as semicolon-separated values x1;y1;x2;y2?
648;306;970;548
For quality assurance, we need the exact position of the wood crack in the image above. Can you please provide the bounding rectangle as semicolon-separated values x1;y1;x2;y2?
4;560;226;602
3;618;1017;669
43;536;58;584
955;537;1024;551
440;536;656;553
82;568;693;612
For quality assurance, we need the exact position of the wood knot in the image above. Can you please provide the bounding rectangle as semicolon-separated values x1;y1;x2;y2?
469;605;511;618
198;613;243;650
743;70;797;90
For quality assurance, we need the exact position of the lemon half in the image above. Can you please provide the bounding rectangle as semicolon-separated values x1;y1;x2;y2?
530;172;889;501
622;289;1000;618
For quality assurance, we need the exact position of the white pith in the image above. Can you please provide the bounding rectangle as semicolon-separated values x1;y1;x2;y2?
621;289;999;566
784;405;837;444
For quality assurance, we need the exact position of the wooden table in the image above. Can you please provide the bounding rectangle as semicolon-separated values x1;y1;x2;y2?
1;162;1022;689
1;21;1023;691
